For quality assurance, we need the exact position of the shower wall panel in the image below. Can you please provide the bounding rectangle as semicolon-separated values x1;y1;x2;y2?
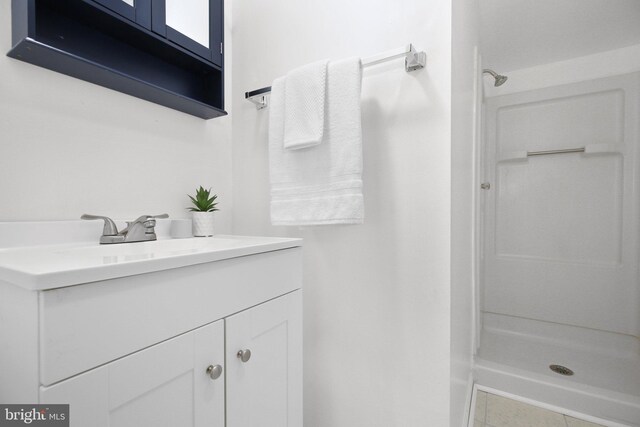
483;73;640;336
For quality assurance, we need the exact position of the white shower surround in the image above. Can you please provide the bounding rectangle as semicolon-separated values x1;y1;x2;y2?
476;48;640;426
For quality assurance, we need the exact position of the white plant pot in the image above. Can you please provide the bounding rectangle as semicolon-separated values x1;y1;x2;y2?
191;212;215;237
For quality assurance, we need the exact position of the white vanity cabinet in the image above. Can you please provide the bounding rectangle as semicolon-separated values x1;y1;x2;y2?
0;234;302;427
39;290;302;427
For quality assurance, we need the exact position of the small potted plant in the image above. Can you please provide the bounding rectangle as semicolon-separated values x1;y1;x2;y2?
188;186;219;237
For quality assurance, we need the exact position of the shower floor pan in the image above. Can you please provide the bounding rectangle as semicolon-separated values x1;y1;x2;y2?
474;313;640;426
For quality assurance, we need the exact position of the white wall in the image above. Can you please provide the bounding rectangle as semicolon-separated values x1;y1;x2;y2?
451;0;480;425
231;0;453;425
0;0;233;231
484;43;640;97
479;0;640;73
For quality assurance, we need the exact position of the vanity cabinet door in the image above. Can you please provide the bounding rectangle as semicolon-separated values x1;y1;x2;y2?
226;291;303;427
91;0;152;29
40;320;225;427
151;0;223;66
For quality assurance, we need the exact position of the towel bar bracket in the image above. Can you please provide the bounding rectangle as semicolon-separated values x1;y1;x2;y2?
247;94;268;110
245;86;270;109
405;45;427;72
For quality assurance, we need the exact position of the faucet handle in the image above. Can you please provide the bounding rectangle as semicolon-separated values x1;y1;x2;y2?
143;214;169;227
127;214;169;226
81;214;119;236
124;214;169;232
131;214;169;223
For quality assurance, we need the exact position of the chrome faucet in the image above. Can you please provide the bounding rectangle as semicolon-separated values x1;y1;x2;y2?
81;214;169;244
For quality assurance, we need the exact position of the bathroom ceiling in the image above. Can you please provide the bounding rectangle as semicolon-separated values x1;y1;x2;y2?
480;0;640;72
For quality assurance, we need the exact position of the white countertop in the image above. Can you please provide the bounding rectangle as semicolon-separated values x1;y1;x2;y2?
0;235;302;290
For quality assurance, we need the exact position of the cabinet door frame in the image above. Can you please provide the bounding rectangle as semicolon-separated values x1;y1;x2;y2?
89;0;152;29
40;320;225;427
150;0;223;66
225;290;303;427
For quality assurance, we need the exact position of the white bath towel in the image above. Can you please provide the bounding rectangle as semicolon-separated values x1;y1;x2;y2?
283;60;328;150
269;57;364;225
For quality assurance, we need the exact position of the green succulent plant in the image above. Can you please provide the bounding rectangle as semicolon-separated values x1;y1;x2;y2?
187;186;219;212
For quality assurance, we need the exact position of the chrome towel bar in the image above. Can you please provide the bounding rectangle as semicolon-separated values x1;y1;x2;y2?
245;43;427;109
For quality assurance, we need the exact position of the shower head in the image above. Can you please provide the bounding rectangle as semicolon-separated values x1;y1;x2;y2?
483;69;508;87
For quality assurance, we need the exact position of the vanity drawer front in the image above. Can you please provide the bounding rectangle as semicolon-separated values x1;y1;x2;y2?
39;248;302;386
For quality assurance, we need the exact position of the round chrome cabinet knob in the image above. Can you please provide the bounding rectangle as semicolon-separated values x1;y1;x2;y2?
206;364;223;380
237;349;252;363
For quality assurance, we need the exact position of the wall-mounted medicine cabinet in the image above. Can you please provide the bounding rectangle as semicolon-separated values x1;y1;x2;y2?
8;0;226;119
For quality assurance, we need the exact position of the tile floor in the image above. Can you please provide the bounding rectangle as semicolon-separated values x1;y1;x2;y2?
473;390;606;427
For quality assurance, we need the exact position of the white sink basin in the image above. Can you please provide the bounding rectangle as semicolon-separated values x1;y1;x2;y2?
0;235;302;290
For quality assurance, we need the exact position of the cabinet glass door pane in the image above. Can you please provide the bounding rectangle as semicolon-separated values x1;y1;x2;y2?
165;0;210;48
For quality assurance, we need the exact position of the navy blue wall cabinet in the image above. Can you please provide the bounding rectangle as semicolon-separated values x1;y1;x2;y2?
8;0;226;119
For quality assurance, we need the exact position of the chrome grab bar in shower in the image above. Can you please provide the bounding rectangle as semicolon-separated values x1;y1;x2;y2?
527;147;585;157
497;144;616;162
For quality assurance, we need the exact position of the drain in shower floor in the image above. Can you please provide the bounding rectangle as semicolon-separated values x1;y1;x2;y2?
549;364;574;376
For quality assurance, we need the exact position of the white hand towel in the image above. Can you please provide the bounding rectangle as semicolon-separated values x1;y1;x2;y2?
269;57;364;225
283;60;328;150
